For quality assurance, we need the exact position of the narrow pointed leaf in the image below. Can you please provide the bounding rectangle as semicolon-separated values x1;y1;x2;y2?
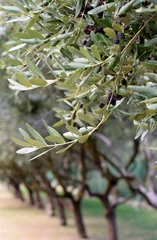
9;43;27;51
25;14;40;32
26;123;47;144
43;120;65;143
16;147;39;154
45;135;65;144
77;134;90;144
11;137;31;147
16;73;32;87
24;138;47;147
26;57;45;79
19;128;30;138
56;143;74;154
29;78;47;86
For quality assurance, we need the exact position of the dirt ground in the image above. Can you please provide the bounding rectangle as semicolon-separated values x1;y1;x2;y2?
0;185;80;240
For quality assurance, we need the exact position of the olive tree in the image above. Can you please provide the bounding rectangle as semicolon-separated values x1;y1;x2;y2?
0;0;156;157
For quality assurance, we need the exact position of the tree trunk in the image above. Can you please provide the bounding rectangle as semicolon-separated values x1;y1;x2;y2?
27;187;35;205
16;186;25;202
35;191;44;209
57;198;67;226
11;181;24;202
71;199;88;239
46;195;56;217
105;207;118;240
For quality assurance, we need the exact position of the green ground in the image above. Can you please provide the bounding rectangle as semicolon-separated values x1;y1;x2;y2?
0;186;157;240
82;199;157;240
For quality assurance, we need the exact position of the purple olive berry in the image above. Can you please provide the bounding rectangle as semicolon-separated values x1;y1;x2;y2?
106;93;123;106
95;26;104;34
117;32;125;39
82;40;87;45
124;25;130;30
119;13;127;18
84;24;93;35
122;79;127;85
84;4;93;14
110;99;116;106
79;102;83;108
113;93;123;100
99;102;105;108
113;38;119;44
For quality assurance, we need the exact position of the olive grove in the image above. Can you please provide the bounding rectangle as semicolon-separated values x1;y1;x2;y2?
1;1;157;240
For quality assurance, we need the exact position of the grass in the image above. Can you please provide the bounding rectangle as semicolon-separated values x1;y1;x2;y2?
81;198;157;240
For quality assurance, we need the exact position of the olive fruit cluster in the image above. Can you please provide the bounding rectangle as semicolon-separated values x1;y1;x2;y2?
99;93;123;108
84;24;104;35
106;93;123;106
83;23;105;47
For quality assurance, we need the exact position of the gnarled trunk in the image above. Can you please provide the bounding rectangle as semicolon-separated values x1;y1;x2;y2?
102;199;118;240
71;199;88;239
57;198;67;226
106;207;118;240
10;180;24;202
35;191;44;209
46;195;56;217
27;187;35;205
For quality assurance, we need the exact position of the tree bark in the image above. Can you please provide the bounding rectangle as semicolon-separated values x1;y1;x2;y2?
27;187;35;205
35;191;44;209
105;206;118;240
46;195;56;217
16;186;25;202
10;180;24;202
71;199;88;239
57;198;67;226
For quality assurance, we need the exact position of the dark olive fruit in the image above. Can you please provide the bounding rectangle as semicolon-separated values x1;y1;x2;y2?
121;78;127;85
97;65;102;73
117;32;125;39
142;1;151;7
112;38;119;44
84;24;94;35
84;4;94;13
82;36;90;45
82;39;88;45
77;4;93;18
113;93;123;100
122;1;127;6
97;0;104;6
124;24;130;30
106;93;112;101
94;26;104;34
99;102;105;108
139;36;145;44
106;93;113;102
79;102;83;108
110;99;116;106
119;13;127;18
106;94;116;106
106;93;123;106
